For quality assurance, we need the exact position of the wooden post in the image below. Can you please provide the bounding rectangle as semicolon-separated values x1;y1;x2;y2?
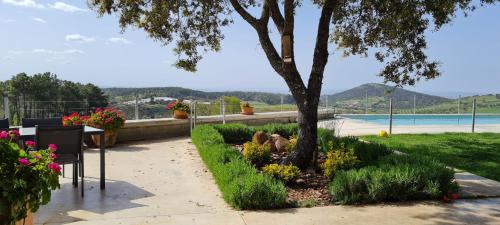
389;98;393;135
472;98;476;133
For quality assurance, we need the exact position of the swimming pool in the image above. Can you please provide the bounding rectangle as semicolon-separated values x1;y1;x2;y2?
341;114;500;126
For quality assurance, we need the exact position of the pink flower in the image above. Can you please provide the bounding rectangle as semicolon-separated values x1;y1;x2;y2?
0;131;8;139
18;158;30;166
10;129;20;138
48;162;61;174
25;141;36;148
48;144;58;152
50;153;57;159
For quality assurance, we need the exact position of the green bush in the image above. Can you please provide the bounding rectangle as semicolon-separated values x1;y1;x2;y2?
327;136;391;165
254;123;298;138
192;125;287;209
322;150;360;179
329;154;458;204
262;164;301;183
212;123;253;143
243;141;271;166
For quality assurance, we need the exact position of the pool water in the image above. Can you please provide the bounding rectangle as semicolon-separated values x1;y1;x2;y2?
341;114;500;126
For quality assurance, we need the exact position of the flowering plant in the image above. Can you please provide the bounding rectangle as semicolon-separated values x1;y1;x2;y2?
86;108;125;132
166;101;190;113
241;102;252;108
0;133;60;224
62;112;89;126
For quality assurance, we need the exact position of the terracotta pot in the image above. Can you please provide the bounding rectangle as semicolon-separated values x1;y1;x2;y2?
15;210;33;225
0;198;33;225
241;106;254;115
173;110;188;119
92;130;118;148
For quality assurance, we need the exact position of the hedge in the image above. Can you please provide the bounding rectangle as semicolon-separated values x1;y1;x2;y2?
329;154;458;204
191;125;287;209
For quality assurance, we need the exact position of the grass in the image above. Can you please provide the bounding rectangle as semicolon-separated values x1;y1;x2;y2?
362;133;500;181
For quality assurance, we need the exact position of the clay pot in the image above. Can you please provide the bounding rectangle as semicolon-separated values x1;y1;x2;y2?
0;198;33;225
241;106;254;115
92;130;118;148
173;110;189;119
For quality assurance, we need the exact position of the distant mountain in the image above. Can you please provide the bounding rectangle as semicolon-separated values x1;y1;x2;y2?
324;83;452;110
104;87;295;105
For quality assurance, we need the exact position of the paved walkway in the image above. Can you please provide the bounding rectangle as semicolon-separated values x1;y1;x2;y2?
35;138;500;225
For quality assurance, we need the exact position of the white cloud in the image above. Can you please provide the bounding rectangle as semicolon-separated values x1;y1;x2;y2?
65;34;95;43
7;48;85;55
33;17;47;23
107;37;133;45
2;0;44;8
0;18;16;23
48;2;86;13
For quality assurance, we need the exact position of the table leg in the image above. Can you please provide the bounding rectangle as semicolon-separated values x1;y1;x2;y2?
100;132;105;189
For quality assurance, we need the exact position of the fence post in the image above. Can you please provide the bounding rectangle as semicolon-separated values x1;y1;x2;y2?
221;98;226;124
280;95;284;112
3;97;9;119
189;101;193;135
194;101;197;127
365;91;368;114
134;95;139;120
458;95;461;124
413;95;416;125
389;97;393;135
472;98;476;133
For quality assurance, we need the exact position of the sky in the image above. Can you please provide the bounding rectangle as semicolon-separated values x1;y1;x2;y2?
0;0;499;97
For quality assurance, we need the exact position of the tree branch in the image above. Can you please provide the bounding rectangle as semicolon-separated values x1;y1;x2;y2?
228;0;259;27
307;0;335;103
268;0;284;34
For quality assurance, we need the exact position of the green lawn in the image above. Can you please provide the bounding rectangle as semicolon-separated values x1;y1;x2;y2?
362;133;500;181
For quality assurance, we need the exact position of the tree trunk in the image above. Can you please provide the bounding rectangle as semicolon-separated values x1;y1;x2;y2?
282;104;318;169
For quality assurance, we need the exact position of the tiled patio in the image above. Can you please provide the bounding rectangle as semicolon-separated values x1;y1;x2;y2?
35;138;500;225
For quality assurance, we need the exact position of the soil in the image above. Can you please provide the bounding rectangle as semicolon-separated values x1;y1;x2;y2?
233;144;332;206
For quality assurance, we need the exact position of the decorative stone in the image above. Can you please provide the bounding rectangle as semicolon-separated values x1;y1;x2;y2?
274;136;290;152
252;131;268;145
295;178;306;185
264;139;277;152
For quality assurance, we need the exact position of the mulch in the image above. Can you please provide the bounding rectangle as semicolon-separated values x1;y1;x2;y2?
233;144;332;206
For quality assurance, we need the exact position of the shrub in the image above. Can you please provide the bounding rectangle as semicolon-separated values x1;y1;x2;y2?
212;123;253;143
255;123;298;138
322;150;360;179
192;125;287;209
285;134;298;152
243;141;271;166
318;128;335;153
349;141;392;165
329;154;458;204
262;164;301;183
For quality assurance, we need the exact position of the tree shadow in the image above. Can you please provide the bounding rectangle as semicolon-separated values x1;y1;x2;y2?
35;178;154;224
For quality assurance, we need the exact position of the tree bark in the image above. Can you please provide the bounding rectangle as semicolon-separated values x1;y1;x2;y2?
282;103;319;169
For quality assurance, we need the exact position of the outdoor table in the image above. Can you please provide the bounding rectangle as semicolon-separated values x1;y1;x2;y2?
19;126;106;190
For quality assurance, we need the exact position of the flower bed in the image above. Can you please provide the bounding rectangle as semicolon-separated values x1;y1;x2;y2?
192;123;459;209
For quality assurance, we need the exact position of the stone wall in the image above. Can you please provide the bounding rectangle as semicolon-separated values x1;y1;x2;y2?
117;110;335;142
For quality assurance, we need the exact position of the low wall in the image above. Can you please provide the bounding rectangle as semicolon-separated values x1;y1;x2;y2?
117;110;335;142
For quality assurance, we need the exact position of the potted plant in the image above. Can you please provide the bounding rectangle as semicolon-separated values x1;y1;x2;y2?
0;131;61;225
241;102;254;115
86;108;126;147
166;101;190;119
62;112;95;147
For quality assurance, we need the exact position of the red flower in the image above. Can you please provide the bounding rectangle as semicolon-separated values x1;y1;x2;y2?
450;193;459;200
166;101;177;110
48;162;62;174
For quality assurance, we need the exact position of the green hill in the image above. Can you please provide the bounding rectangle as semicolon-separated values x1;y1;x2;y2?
325;83;452;113
104;87;295;105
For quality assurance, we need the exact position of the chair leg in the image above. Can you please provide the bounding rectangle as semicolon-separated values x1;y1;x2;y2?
80;160;84;197
62;164;65;178
73;163;78;188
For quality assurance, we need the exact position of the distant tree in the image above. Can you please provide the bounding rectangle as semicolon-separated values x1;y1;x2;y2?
89;0;499;168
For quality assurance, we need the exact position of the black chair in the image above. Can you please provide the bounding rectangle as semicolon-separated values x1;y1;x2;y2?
22;117;62;128
0;118;9;130
36;125;85;197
